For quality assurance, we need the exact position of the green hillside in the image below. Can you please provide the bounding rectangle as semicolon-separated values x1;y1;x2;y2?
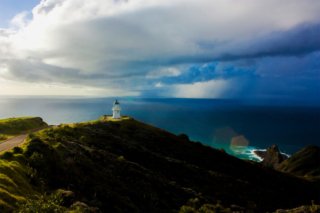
0;117;48;141
0;117;318;212
278;145;320;179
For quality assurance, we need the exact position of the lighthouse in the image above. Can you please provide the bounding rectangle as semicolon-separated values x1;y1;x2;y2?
112;100;121;119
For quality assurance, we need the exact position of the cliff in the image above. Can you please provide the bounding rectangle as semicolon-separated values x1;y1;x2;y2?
254;145;288;169
254;144;320;180
0;117;318;212
277;145;320;179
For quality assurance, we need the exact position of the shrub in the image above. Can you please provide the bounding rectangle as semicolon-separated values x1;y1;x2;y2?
29;152;45;169
24;138;50;158
117;155;126;161
1;151;13;160
178;133;190;142
15;193;66;213
179;205;197;213
13;147;23;154
0;134;8;141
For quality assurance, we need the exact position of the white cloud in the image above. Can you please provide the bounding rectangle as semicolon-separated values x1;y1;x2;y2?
0;0;320;96
155;82;163;88
172;79;231;98
10;12;30;29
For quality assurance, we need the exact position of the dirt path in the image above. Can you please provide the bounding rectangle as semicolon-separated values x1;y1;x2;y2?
0;134;28;152
0;126;52;153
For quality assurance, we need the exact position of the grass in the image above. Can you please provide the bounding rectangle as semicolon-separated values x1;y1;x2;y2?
0;116;317;212
0;153;37;211
100;115;131;122
0;117;49;210
278;145;320;179
0;117;48;142
0;134;9;141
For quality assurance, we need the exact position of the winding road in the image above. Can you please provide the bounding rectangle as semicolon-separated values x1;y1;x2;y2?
0;134;28;152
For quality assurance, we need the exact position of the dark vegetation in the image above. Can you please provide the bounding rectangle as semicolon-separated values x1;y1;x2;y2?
0;117;318;212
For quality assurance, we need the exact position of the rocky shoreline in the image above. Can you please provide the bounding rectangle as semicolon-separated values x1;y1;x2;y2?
253;149;289;160
253;145;289;168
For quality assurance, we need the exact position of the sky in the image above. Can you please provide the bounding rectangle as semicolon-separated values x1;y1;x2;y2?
0;0;319;101
0;0;39;27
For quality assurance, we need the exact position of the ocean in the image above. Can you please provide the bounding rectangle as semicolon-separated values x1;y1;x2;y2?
1;96;319;160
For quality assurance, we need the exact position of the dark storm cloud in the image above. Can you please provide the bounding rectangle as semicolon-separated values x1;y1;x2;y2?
216;23;320;61
1;0;320;97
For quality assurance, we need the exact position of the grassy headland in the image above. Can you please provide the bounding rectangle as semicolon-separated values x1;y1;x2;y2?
0;117;48;142
278;145;320;180
0;117;318;212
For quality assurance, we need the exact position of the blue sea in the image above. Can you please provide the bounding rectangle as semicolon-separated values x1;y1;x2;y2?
1;96;319;161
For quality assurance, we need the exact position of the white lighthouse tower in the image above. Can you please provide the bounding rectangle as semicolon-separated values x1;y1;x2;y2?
112;100;121;119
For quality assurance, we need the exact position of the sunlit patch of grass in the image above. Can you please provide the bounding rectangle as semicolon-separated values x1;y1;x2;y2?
0;117;34;123
100;115;131;122
0;158;37;210
0;134;8;141
0;117;48;136
0;135;43;210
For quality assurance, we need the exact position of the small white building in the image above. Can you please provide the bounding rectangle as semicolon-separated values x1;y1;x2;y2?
112;100;121;119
